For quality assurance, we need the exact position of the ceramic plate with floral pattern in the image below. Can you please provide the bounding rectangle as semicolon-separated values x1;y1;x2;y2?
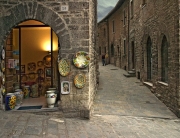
58;58;70;77
73;51;90;68
74;73;86;88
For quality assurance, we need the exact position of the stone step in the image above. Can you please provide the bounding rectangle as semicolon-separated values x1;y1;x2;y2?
123;70;136;77
123;73;136;77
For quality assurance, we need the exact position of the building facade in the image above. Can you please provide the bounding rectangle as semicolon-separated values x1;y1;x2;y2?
0;0;97;118
98;0;180;117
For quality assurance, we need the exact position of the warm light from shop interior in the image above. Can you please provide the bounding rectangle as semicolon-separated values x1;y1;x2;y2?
42;40;58;51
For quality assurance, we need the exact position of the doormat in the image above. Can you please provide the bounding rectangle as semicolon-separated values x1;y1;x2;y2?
17;105;42;110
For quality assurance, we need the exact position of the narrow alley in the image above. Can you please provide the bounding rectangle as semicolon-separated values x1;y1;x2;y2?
0;63;180;138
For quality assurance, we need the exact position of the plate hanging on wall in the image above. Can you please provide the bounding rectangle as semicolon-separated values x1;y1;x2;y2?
27;62;36;71
37;61;43;67
74;73;86;89
73;51;90;69
43;55;51;67
29;73;36;80
58;58;70;77
21;75;28;82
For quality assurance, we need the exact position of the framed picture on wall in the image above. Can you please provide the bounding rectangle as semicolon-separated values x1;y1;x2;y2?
61;81;70;94
45;67;53;79
21;65;25;73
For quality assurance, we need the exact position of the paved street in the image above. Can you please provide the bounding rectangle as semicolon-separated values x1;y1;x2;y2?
1;63;180;138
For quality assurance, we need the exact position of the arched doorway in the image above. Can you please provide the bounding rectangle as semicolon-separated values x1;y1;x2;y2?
4;20;60;108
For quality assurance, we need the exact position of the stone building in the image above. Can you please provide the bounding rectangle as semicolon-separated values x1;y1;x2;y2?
0;0;97;118
98;0;180;117
98;0;129;69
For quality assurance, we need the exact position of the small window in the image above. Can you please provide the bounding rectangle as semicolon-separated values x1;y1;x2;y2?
124;40;126;54
99;47;101;55
130;0;134;17
104;28;106;37
112;20;115;33
123;10;126;25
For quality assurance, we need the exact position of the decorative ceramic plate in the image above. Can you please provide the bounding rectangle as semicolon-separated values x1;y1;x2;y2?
29;73;36;80
58;58;70;76
43;55;51;67
1;49;5;59
37;61;43;67
1;60;5;72
73;51;90;68
28;62;36;71
74;73;86;88
21;75;28;82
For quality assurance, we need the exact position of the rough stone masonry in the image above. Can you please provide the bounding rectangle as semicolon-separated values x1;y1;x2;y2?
0;0;98;118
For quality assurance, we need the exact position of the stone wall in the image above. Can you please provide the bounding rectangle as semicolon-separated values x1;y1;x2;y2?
0;0;97;118
132;0;180;116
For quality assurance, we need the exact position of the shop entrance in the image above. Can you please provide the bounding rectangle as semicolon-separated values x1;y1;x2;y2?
3;20;60;110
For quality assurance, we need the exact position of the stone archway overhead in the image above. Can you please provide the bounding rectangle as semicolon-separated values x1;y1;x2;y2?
0;1;70;49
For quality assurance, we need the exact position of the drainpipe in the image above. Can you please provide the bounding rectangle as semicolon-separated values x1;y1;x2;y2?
107;19;110;64
127;1;130;71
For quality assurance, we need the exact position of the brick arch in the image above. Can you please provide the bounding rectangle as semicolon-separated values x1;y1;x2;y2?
0;1;70;50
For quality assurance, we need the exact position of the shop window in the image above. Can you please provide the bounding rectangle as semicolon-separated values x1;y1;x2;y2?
161;35;168;83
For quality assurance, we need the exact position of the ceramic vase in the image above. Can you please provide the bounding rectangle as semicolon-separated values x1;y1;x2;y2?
5;93;16;110
23;85;30;99
14;89;23;106
45;90;57;108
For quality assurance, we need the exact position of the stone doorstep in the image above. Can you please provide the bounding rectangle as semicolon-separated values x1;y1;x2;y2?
128;70;136;74
10;107;60;113
143;81;153;89
123;72;136;77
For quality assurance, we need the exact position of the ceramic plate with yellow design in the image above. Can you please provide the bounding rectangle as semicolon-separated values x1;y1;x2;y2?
73;51;90;69
58;58;70;77
74;73;86;88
